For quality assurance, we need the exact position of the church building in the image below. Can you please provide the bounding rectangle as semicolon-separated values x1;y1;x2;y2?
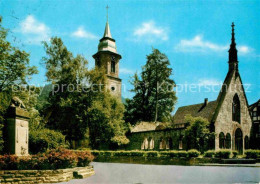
126;23;252;154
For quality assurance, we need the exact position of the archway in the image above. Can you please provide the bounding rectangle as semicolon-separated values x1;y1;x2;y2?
225;133;231;149
235;128;243;154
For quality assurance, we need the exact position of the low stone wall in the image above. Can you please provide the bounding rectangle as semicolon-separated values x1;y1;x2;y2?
0;166;95;184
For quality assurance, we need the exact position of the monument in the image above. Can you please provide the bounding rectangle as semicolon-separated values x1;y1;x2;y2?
5;97;30;156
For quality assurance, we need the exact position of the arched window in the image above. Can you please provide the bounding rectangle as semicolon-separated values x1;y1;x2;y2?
219;132;225;149
245;136;249;149
149;138;154;149
111;56;116;73
179;136;183;150
144;138;149;150
159;138;166;150
232;94;241;123
225;133;231;149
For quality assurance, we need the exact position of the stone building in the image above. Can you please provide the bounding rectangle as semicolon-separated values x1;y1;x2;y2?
126;23;253;154
249;99;260;149
93;20;122;98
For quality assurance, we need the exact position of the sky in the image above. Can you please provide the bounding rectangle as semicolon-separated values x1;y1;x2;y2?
0;0;259;111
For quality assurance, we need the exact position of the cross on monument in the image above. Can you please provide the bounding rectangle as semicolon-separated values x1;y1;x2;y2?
106;5;109;22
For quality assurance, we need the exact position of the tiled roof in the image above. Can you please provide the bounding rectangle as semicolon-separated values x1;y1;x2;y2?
173;100;218;124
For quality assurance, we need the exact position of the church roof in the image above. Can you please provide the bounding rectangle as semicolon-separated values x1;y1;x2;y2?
173;100;218;124
131;121;166;133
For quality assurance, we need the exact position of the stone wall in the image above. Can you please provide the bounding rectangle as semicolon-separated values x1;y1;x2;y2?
215;72;252;152
0;166;94;184
125;129;185;150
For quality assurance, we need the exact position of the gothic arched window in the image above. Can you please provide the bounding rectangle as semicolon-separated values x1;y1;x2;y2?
232;94;241;123
225;133;231;149
111;56;116;73
219;132;225;149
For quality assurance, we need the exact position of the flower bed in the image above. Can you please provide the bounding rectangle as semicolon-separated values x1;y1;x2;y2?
0;148;94;170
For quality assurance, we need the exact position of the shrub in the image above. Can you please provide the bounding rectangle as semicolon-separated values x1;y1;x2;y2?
0;154;19;170
113;151;131;156
245;150;260;159
177;151;188;158
130;151;145;157
204;150;215;158
232;151;238;158
215;150;231;159
146;151;159;157
29;128;69;154
0;149;94;170
75;151;94;167
187;149;200;158
103;151;114;157
160;151;178;158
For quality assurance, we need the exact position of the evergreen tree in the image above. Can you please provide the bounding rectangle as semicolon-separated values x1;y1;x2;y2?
125;48;177;124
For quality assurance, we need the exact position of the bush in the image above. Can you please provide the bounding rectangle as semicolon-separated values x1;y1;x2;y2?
75;151;94;167
187;149;200;158
232;151;238;158
160;151;178;158
145;151;159;157
0;154;19;170
177;151;188;158
130;151;145;157
103;151;114;157
215;150;231;159
113;151;132;156
0;148;94;170
204;150;215;158
29;128;69;154
245;150;260;159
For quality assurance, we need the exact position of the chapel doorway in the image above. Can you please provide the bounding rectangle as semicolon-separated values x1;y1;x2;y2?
235;128;243;154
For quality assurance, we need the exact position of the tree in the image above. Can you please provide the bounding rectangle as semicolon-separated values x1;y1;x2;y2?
0;18;38;92
88;93;129;149
42;37;129;148
125;48;177;124
183;115;215;152
42;37;89;143
0;17;37;153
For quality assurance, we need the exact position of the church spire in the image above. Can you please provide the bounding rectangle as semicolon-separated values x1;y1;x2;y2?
103;5;112;38
228;22;238;71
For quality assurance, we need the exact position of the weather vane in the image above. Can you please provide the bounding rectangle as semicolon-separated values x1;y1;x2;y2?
106;5;109;22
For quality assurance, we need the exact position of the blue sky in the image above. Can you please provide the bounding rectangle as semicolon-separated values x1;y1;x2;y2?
1;0;259;111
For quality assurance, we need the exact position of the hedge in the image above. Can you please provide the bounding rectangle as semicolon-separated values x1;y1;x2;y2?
0;148;94;170
245;150;260;159
204;150;215;158
215;150;231;159
90;150;200;158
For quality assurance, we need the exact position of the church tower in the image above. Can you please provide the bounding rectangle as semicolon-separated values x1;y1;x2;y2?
93;9;122;98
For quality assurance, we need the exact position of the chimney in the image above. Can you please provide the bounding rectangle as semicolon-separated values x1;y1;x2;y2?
204;98;208;106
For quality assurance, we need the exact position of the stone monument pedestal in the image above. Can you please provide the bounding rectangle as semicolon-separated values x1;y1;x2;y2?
5;106;30;156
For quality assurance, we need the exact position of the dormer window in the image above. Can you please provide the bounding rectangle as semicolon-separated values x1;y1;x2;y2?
232;94;240;123
111;56;116;73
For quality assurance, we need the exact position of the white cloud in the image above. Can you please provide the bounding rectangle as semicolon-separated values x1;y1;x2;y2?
18;15;50;44
71;26;97;40
175;35;228;53
198;79;222;86
120;68;135;75
133;21;168;42
238;46;250;54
